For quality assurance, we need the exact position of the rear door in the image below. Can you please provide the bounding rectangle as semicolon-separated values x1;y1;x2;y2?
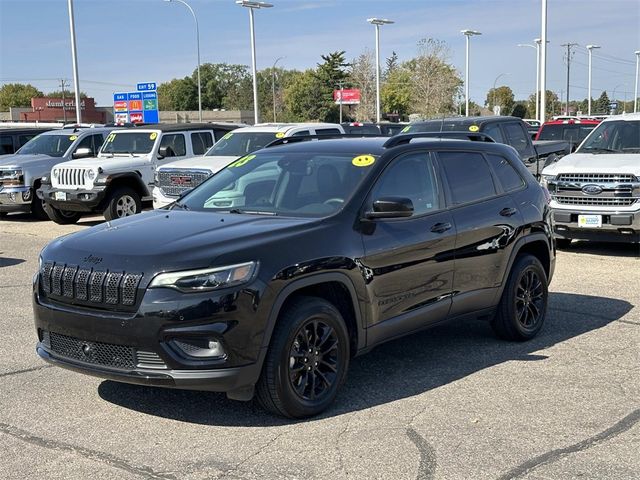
360;150;456;340
437;149;522;317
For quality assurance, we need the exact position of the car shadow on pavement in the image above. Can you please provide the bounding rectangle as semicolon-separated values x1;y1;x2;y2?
560;241;640;258
0;256;25;268
97;292;633;426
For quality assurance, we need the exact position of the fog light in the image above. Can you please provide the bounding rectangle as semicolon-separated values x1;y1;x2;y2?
173;338;225;358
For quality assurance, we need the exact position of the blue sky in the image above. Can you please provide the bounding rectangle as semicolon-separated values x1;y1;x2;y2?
1;0;639;107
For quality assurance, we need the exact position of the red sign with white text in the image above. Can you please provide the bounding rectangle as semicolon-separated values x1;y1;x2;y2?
129;112;143;123
333;89;361;105
114;101;128;112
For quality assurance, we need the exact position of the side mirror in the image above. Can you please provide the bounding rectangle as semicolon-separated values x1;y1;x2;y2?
157;146;169;159
72;147;92;159
365;197;414;219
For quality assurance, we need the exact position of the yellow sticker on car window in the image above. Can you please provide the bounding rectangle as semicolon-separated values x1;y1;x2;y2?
401;126;411;133
150;132;158;140
229;154;256;168
469;125;479;132
352;155;375;167
275;132;286;138
222;132;233;140
69;135;77;140
106;133;115;142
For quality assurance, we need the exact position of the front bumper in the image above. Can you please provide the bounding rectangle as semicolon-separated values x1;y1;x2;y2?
152;186;176;210
552;207;640;242
0;185;33;212
38;184;107;212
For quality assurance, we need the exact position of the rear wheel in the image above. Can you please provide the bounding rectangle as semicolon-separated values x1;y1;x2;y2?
103;187;141;221
491;254;548;341
256;296;350;418
43;203;81;224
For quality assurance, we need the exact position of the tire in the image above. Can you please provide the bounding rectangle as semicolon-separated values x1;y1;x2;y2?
555;238;572;249
103;187;142;221
256;296;350;418
31;197;49;220
491;254;548;341
43;203;81;224
0;212;7;219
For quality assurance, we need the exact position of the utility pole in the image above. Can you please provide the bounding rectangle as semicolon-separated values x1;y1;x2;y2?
60;79;69;123
539;0;548;122
337;81;344;124
561;43;578;115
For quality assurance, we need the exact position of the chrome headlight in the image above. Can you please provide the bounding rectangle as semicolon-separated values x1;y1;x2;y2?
149;261;257;292
540;174;555;189
52;168;59;178
85;169;96;181
1;168;24;186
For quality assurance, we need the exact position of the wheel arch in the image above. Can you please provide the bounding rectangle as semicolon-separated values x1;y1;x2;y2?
497;233;552;301
105;173;149;199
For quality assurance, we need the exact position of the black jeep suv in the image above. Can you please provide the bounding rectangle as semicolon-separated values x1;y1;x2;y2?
34;134;555;418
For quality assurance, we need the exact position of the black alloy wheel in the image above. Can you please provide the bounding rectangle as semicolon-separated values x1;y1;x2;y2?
256;296;349;418
288;319;339;401
491;254;548;341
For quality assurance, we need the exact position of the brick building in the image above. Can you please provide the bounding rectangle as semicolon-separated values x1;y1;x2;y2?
19;97;107;123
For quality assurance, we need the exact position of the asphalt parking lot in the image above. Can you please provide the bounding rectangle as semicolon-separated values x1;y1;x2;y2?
0;214;638;480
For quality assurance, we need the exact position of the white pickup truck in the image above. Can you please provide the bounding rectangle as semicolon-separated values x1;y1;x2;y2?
152;123;345;208
540;113;640;246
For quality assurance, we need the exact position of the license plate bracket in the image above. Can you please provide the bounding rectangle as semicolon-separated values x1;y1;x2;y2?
54;191;67;201
578;214;602;228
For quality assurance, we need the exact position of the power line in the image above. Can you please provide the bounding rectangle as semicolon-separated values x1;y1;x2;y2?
561;43;579;115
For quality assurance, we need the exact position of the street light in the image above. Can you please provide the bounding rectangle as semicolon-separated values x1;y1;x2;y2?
517;39;541;121
491;73;510;115
271;56;284;122
586;44;601;116
165;0;202;122
612;83;626;114
635;50;640;113
367;18;394;123
461;29;482;117
67;0;82;123
236;0;273;125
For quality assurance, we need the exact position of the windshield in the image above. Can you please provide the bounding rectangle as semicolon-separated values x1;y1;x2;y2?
205;132;279;157
178;151;377;217
578;120;640;153
17;133;75;157
101;131;157;155
538;124;597;144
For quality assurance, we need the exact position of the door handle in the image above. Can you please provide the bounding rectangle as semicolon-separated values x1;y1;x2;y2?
499;207;518;217
431;222;452;233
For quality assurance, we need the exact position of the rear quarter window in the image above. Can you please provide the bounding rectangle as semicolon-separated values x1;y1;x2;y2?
486;154;525;192
438;151;497;205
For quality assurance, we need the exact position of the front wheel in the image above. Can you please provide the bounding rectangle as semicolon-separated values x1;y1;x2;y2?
43;203;81;224
256;297;350;418
491;254;548;341
103;187;142;221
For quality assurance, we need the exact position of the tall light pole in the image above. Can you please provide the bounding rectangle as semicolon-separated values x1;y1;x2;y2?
517;40;541;121
236;0;273;125
461;29;482;117
612;83;625;114
271;56;284;122
165;0;202;122
586;44;600;116
67;0;82;123
635;51;640;113
540;0;548;123
367;18;394;123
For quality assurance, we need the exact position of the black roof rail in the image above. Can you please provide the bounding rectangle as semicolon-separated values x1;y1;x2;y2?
382;131;496;148
264;133;382;148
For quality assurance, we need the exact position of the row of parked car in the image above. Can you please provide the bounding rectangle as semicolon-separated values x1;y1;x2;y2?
1;114;639;245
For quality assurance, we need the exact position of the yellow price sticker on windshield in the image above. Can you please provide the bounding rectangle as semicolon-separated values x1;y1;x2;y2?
275;132;286;138
469;125;479;132
106;133;115;142
401;126;411;133
229;154;256;168
352;155;375;167
69;135;78;140
150;132;158;140
222;132;233;140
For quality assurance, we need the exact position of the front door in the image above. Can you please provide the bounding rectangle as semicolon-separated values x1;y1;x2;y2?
360;151;457;343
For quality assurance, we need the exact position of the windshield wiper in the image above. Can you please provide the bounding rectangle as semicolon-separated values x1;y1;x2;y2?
228;208;277;216
582;147;620;154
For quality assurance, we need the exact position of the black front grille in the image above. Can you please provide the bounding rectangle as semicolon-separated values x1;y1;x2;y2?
40;262;142;309
49;331;136;369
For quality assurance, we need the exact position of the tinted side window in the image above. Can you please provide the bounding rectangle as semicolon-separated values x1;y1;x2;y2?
291;130;310;137
503;123;529;153
0;135;13;155
213;129;231;141
75;134;94;154
439;151;497;205
483;123;505;143
315;128;341;136
18;134;37;148
191;132;213;155
486;154;524;192
160;133;186;156
371;152;440;215
90;134;104;155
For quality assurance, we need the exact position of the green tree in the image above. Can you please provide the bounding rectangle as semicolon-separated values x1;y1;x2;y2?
348;49;376;121
384;51;399;79
0;83;43;110
156;77;197;111
527;90;561;118
511;102;528;118
594;91;610;114
45;90;88;99
381;69;412;118
283;70;326;122
194;63;251;110
486;86;515;115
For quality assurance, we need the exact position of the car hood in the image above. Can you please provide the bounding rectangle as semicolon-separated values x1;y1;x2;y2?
542;152;640;176
158;155;238;172
0;153;58;168
54;155;146;170
42;209;323;276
